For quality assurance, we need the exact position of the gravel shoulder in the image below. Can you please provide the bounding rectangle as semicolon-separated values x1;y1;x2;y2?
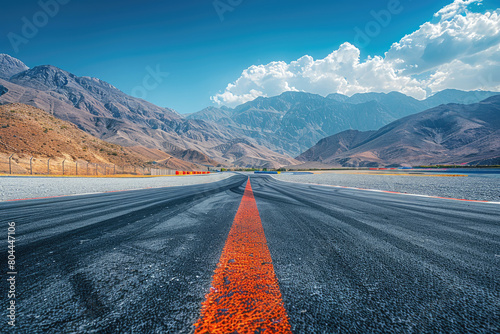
273;172;500;202
0;173;235;201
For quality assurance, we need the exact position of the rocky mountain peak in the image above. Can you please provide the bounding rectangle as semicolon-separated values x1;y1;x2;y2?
80;76;118;90
9;65;75;91
0;54;29;80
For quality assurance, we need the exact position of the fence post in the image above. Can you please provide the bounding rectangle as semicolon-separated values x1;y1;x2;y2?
8;154;14;174
86;162;89;176
104;165;107;175
62;159;66;176
76;161;78;176
30;156;33;175
113;164;116;175
47;158;50;175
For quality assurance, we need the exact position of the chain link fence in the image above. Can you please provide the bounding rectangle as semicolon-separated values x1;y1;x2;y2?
0;154;179;176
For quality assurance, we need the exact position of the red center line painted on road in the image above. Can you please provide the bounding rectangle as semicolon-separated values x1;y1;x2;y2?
194;178;292;333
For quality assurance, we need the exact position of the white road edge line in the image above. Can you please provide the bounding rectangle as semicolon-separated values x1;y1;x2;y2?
270;175;500;205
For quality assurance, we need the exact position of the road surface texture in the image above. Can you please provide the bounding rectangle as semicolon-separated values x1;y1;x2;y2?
1;174;498;333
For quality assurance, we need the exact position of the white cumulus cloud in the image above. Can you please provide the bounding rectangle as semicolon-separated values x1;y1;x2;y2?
434;0;482;20
211;0;500;107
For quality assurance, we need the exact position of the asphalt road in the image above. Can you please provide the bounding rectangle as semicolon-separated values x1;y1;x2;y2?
1;174;499;333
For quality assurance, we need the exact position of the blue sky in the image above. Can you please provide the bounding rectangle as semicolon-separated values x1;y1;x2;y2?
1;0;499;113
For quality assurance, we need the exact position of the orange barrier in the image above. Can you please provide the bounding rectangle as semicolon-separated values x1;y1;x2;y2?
194;179;291;333
174;171;211;175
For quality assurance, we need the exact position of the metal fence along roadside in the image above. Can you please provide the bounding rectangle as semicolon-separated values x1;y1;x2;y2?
0;154;180;176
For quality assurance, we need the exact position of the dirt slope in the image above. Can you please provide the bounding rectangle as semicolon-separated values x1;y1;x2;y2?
0;103;201;171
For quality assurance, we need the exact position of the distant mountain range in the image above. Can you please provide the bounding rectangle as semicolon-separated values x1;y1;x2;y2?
296;95;500;167
187;90;499;157
0;54;297;168
1;53;498;168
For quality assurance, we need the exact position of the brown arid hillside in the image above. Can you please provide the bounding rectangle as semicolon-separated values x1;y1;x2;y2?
212;139;300;169
294;95;500;167
296;130;377;163
0;103;202;174
125;146;202;171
